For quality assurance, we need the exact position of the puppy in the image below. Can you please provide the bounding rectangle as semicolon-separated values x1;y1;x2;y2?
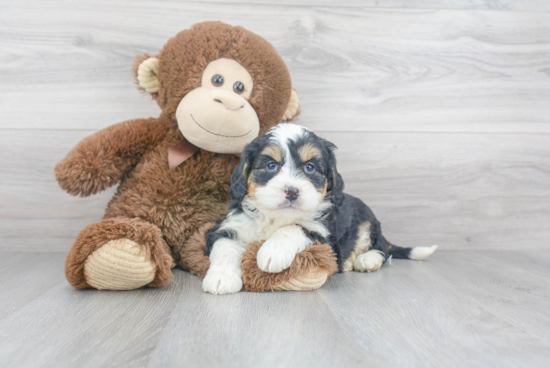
202;123;437;295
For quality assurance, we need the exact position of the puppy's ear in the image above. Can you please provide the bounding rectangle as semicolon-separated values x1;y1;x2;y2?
229;145;255;204
326;142;345;206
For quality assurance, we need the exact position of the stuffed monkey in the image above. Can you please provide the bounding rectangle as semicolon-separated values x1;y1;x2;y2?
55;21;337;292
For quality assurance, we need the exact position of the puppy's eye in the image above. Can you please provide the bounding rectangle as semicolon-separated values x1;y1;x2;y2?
211;74;224;87
266;162;278;171
233;81;245;94
304;163;315;173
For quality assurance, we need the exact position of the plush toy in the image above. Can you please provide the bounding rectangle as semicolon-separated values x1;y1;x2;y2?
55;21;337;292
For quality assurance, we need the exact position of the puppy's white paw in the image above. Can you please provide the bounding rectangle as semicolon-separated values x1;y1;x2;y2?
354;250;385;272
257;238;297;273
202;268;243;295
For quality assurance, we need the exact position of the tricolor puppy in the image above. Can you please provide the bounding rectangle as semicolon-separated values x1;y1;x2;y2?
202;123;437;295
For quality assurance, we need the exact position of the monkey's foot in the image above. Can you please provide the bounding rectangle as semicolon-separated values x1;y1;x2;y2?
276;269;329;291
84;238;157;290
65;218;174;290
241;241;338;292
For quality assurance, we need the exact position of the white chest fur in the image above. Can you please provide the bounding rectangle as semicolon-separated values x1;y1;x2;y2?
220;198;332;245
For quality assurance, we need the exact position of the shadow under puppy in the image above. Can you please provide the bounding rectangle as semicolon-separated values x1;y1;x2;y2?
203;123;437;295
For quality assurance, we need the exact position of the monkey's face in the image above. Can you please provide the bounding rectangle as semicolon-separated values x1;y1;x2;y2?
175;58;260;154
134;22;301;155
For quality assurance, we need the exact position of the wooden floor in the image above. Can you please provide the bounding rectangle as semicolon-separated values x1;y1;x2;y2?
0;250;549;368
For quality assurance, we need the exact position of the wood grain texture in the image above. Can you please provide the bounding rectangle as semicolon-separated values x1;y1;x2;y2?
0;130;116;250
318;251;550;368
0;3;548;245
2;129;549;251
178;0;550;11
0;252;66;319
0;253;185;368
1;1;549;251
0;2;549;133
0;251;549;367
147;274;372;367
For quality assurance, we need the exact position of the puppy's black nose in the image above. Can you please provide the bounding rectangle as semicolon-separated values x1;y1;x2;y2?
285;187;299;201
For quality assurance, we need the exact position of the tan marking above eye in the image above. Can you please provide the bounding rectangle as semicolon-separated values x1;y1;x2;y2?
260;145;282;163
298;143;322;163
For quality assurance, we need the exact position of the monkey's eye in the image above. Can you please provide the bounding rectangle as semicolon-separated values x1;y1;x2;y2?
266;162;278;171
211;74;224;87
304;163;316;173
233;81;245;94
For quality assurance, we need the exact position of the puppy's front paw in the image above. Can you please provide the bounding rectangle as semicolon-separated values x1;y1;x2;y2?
202;268;243;295
257;238;297;273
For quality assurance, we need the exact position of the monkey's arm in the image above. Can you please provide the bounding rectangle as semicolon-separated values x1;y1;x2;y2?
55;117;169;197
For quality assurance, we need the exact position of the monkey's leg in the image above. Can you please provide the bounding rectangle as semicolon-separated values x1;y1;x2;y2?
65;218;173;290
177;224;338;292
175;223;215;279
241;241;338;292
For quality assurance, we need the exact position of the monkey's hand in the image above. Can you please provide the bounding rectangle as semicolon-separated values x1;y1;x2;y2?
55;118;168;197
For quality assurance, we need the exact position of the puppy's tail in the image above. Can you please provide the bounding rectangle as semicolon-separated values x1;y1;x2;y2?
389;243;438;261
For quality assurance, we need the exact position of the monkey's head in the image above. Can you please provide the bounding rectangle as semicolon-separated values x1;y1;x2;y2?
133;21;299;154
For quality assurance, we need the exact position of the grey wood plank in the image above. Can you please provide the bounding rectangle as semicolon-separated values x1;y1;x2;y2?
0;129;116;251
424;251;550;341
319;252;550;368
2;129;549;251
146;272;374;368
326;131;550;251
0;2;548;133
2;251;549;367
0;252;66;319
477;250;550;279
174;0;550;11
0;268;185;368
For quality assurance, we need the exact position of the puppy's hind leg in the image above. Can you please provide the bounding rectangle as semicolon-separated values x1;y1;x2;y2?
344;221;387;273
352;221;389;273
353;250;386;272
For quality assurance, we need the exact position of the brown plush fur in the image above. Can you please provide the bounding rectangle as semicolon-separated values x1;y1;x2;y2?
241;241;338;292
56;21;334;291
177;222;215;280
133;21;295;133
55;117;169;197
65;217;174;289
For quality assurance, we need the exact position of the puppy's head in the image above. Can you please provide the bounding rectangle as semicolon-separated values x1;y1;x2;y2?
229;123;344;218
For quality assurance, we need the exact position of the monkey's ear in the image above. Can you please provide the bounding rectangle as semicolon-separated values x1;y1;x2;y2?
133;54;160;94
282;89;300;121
